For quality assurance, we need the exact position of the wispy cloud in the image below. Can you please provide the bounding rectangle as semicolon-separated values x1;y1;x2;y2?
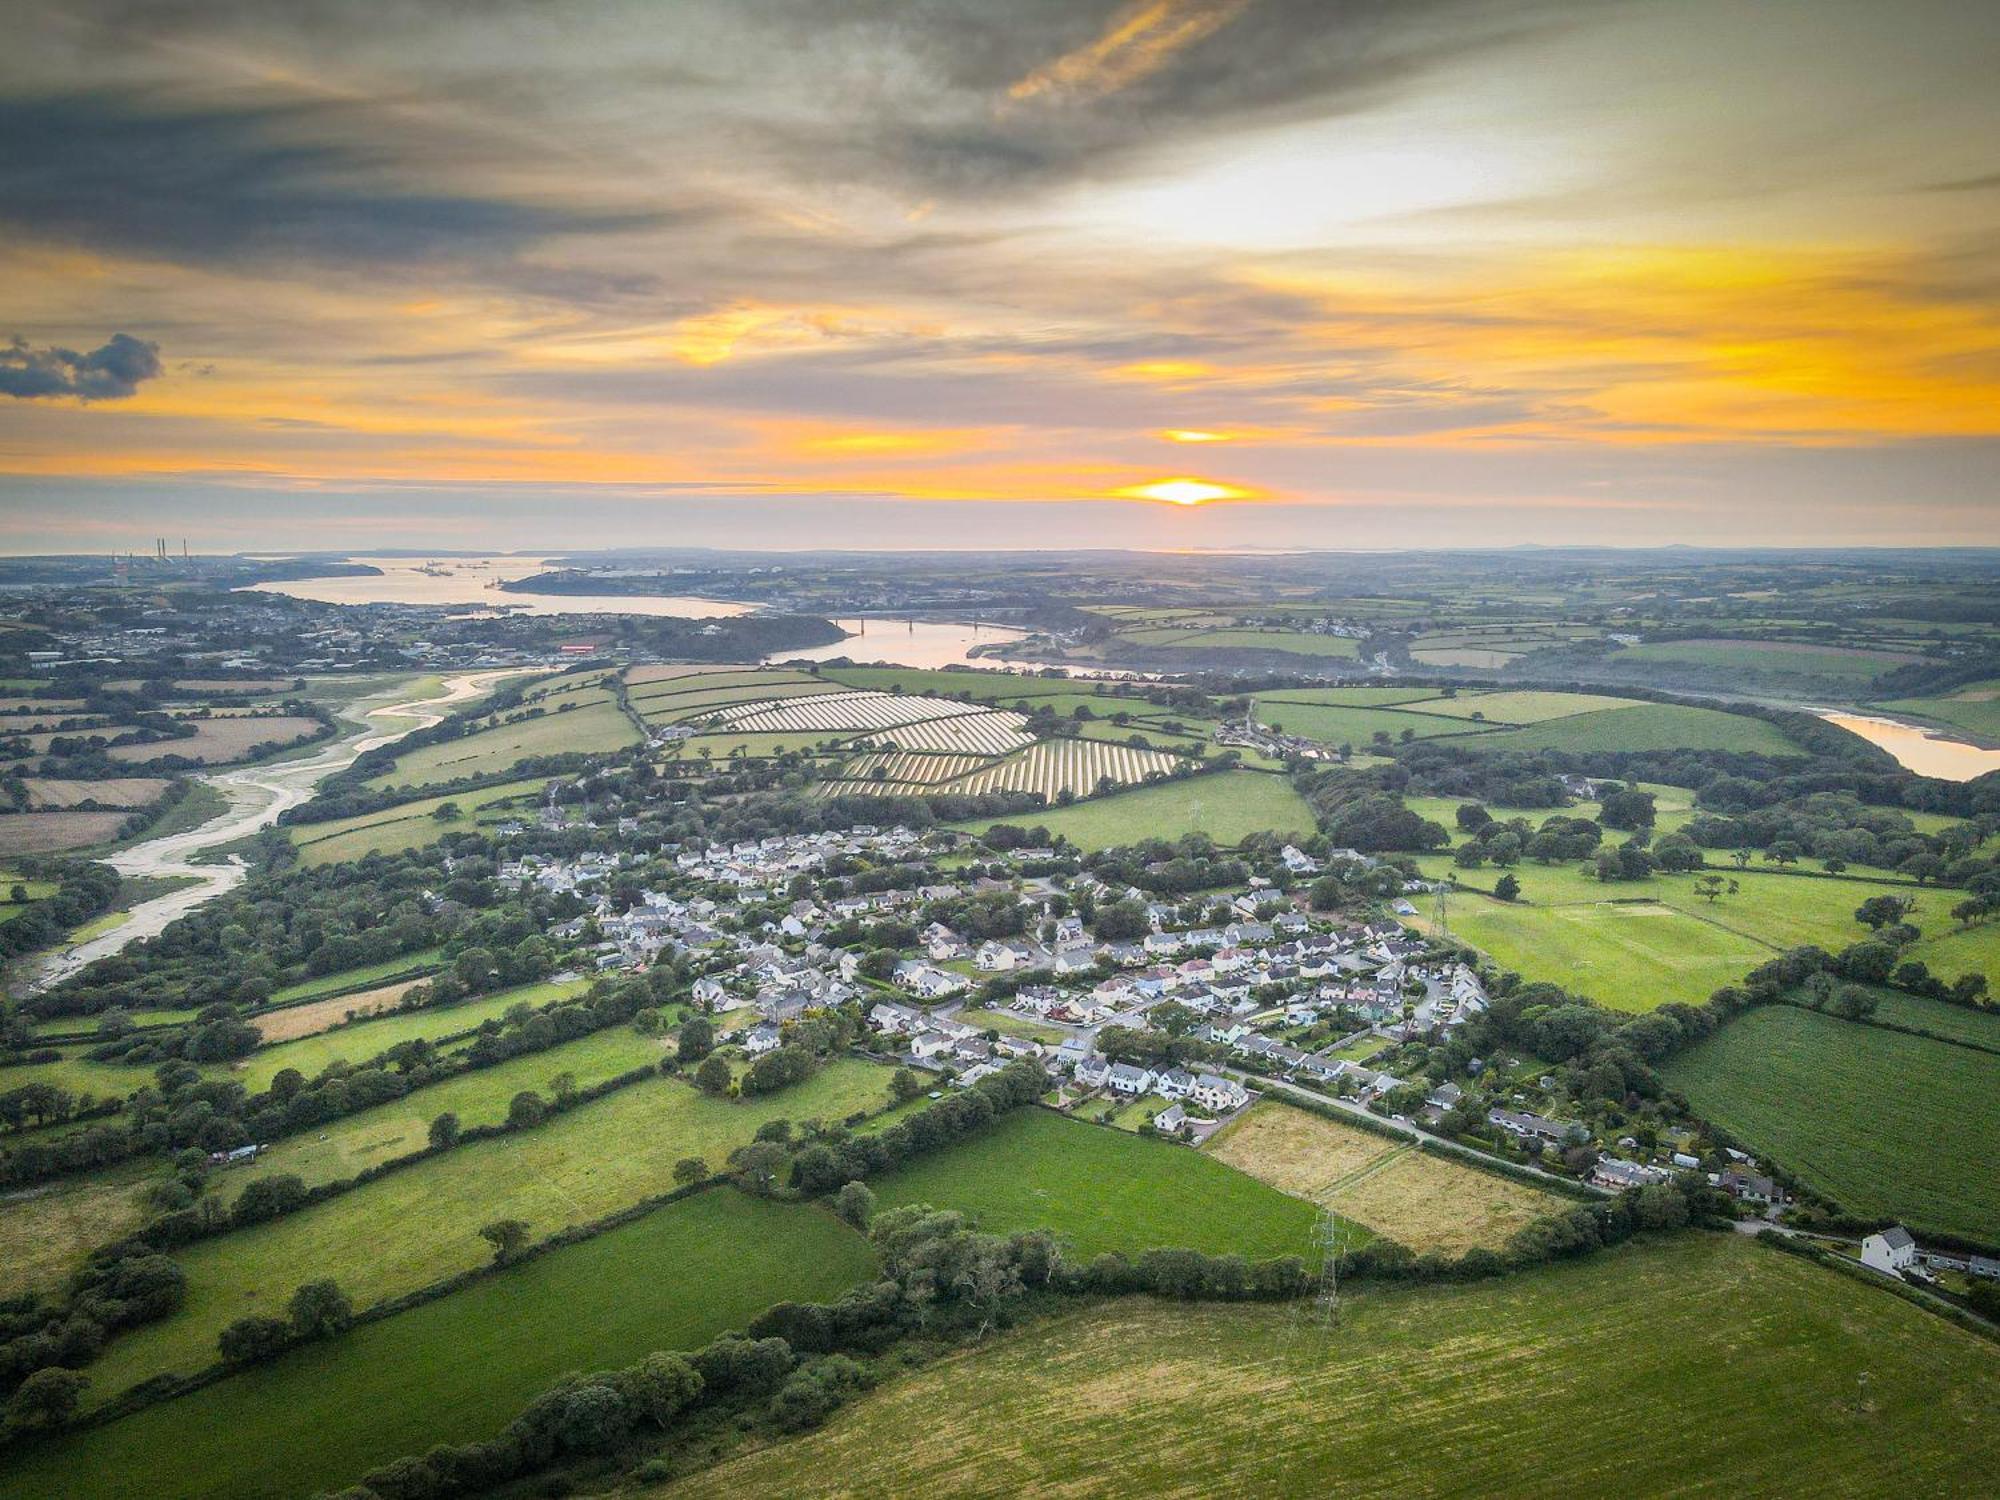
1008;0;1253;105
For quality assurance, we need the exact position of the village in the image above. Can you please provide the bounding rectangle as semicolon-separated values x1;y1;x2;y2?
480;820;1787;1202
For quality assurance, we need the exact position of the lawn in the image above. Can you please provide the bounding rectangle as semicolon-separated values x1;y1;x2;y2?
77;1059;897;1403
0;1191;875;1500
649;1235;2000;1500
1662;1005;2000;1240
367;697;638;789
289;777;552;866
869;1107;1336;1262
955;1007;1071;1044
952;771;1314;852
1204;1103;1564;1254
231;977;592;1092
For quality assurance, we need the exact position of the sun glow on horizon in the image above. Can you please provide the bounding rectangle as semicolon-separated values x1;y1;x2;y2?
1113;477;1253;506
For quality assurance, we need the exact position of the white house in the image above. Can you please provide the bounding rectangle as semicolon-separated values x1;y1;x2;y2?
1107;1062;1156;1096
1191;1073;1249;1113
1861;1225;1917;1277
1075;1056;1112;1089
1154;1103;1189;1135
743;1023;783;1056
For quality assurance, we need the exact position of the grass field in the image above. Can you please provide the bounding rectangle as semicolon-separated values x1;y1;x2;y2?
289;777;552;866
647;1235;2000;1500
1881;679;2000;744
368;696;638;789
951;771;1313;852
1468;703;1804;755
249;979;431;1043
0;1191;875;1500
1410;855;1998;1012
270;947;446;1003
1662;1006;2000;1239
0;1161;157;1299
2;1025;678;1303
106;716;322;766
869;1107;1340;1262
1133;627;1361;658
20;777;171;810
79;1059;897;1402
231;977;592;1092
0;811;131;854
1252;699;1484;745
1204;1102;1564;1254
1404;690;1642;723
1617;639;1920;678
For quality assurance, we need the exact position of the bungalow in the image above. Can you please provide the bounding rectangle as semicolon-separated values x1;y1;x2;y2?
1154;1102;1189;1135
1861;1226;1917;1277
1487;1107;1580;1145
1190;1073;1249;1113
1590;1158;1668;1190
744;1024;783;1056
1425;1081;1463;1112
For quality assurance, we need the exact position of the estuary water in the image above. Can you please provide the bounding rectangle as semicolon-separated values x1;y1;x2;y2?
1817;712;2000;782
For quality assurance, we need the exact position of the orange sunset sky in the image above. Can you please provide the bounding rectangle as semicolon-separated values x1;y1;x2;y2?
1;0;1996;550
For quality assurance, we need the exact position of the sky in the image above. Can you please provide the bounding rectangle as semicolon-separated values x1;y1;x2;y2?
1;0;1997;553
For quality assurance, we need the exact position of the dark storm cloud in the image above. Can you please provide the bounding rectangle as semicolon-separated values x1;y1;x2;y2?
0;92;656;270
0;333;163;400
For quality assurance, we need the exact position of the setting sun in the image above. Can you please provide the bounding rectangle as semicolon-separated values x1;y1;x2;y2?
1114;477;1251;506
1157;429;1233;444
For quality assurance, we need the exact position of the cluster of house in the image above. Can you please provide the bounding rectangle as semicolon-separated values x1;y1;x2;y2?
1862;1225;2000;1283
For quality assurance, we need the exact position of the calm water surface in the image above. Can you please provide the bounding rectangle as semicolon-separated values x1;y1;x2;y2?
1818;712;2000;781
243;556;751;618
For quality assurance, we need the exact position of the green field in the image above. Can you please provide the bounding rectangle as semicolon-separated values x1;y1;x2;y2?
1413;858;1997;1012
821;667;1077;700
1;1024;676;1302
1882;680;2000;744
1416;856;1992;1012
1467;703;1805;755
1662;1005;2000;1239
650;1234;2000;1500
1252;698;1483;745
869;1107;1339;1262
0;1191;874;1500
269;946;447;1003
1407;689;1643;723
1138;628;1361;658
231;977;592;1092
77;1059;897;1403
289;777;552;866
367;695;638;789
951;771;1314;852
1616;639;1918;679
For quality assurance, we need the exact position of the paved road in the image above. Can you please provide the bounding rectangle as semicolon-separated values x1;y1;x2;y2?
27;668;541;992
